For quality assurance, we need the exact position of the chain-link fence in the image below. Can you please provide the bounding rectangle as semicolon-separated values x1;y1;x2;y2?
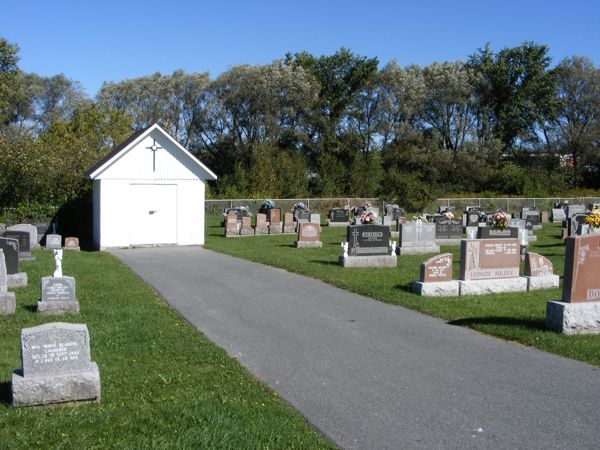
206;198;381;216
207;196;600;216
431;197;600;213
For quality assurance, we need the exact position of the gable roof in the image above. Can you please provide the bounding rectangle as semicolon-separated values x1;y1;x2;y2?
86;123;217;181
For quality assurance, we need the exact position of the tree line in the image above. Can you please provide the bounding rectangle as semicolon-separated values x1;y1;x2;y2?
1;37;599;214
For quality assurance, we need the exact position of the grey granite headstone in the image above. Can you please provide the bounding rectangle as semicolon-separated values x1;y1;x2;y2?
0;250;16;315
552;208;566;222
397;222;440;255
38;276;79;314
399;222;436;247
45;234;62;249
12;322;101;406
567;204;586;218
7;224;39;249
310;214;321;224
330;208;350;222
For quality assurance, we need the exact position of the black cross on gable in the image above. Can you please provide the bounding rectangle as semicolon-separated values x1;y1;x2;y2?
146;139;163;172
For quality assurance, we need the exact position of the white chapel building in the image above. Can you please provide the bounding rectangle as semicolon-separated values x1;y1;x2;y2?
86;123;217;249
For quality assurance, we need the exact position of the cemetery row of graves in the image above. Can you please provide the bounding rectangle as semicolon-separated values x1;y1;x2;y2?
216;200;600;342
0;225;333;447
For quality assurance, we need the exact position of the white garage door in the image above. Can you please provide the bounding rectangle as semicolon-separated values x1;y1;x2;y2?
129;184;177;245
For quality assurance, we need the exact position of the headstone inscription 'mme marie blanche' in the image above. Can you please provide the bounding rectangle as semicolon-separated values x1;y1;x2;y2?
546;234;600;334
12;322;101;406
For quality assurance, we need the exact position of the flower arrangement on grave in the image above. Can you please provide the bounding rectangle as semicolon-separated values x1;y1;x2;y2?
360;211;377;224
443;211;455;220
260;199;275;211
584;208;600;230
412;214;428;223
490;211;509;230
363;201;373;209
292;202;307;211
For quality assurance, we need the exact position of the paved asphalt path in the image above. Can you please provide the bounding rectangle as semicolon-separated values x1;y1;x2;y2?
112;247;600;449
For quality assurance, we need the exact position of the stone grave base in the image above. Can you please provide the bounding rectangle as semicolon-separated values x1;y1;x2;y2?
527;234;537;242
295;241;322;248
64;246;80;251
327;220;349;227
20;254;36;262
283;225;295;234
0;292;16;315
12;362;101;406
546;301;600;335
254;227;269;235
526;275;560;291
7;273;27;289
224;231;240;237
396;245;440;256
532;224;542;230
459;277;528;296
412;281;460;297
37;300;80;315
339;255;397;268
240;229;254;236
435;239;462;246
269;223;282;234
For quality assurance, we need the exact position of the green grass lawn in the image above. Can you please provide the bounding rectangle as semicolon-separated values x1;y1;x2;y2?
0;250;335;449
205;217;600;367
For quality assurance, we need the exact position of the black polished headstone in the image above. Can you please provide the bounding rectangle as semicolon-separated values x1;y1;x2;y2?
347;224;390;256
477;227;519;239
295;209;311;222
2;230;30;257
435;219;463;239
330;208;349;222
0;237;19;274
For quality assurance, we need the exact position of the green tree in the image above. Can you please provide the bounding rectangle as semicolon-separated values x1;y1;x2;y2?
0;37;20;126
421;61;475;152
468;42;559;149
552;56;600;174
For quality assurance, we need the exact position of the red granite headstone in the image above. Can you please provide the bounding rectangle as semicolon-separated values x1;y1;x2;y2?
460;239;520;281
524;252;554;277
268;208;281;224
225;212;239;236
298;223;320;242
283;213;295;233
256;213;267;228
420;253;453;283
562;234;600;303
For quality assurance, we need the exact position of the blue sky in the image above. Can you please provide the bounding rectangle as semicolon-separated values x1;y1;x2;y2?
2;0;599;97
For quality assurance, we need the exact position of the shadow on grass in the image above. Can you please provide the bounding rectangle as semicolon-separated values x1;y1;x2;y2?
448;316;546;331
276;243;296;248
0;381;12;406
394;283;414;293
311;259;340;266
23;305;37;313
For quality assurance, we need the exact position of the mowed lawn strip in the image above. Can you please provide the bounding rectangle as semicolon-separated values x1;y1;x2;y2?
0;249;336;450
205;216;600;367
